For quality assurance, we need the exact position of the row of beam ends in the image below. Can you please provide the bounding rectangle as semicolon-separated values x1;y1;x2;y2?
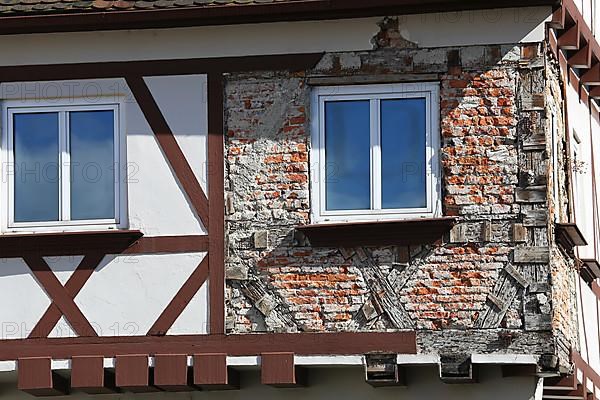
18;353;305;396
549;4;600;97
15;353;552;396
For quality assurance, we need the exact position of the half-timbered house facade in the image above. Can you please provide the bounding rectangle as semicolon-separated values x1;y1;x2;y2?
0;0;599;399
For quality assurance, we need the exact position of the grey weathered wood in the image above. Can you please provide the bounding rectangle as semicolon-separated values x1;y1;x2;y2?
522;134;546;151
512;223;528;243
356;249;415;329
397;246;410;264
524;314;552;331
504;264;530;288
521;93;546;111
475;263;529;329
528;283;551;293
450;224;468;243
523;209;548;227
515;187;547;204
237;277;298;331
514;247;550;264
481;221;493;242
487;293;506;310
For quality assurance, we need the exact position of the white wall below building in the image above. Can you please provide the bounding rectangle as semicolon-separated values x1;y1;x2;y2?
0;366;540;400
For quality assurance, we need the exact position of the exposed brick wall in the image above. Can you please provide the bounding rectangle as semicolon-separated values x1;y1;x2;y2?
223;39;569;363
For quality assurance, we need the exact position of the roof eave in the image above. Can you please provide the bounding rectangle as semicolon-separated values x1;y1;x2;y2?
0;0;560;35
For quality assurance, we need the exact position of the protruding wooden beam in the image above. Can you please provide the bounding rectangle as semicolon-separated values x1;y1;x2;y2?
547;6;566;29
261;352;306;388
569;43;592;68
115;355;156;393
558;23;581;50
71;356;116;394
194;353;239;390
365;354;406;387
582;63;600;85
439;354;477;384
153;354;193;392
544;374;577;388
589;86;600;98
18;357;68;396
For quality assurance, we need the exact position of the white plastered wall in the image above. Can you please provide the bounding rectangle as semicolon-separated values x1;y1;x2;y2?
566;82;598;261
577;276;600;372
0;75;209;338
0;366;539;400
0;7;551;67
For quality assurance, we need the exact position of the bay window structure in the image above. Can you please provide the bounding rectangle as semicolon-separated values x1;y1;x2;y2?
310;83;440;223
2;101;125;231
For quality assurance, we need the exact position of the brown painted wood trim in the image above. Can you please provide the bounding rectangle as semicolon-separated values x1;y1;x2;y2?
548;5;566;29
125;75;210;229
208;73;225;335
0;53;323;83
0;0;559;36
18;357;67;396
569;43;592;68
29;253;105;339
115;354;156;392
572;352;600;396
147;257;209;336
71;356;116;394
194;353;239;390
153;354;193;391
0;230;142;258
590;86;600;98
0;332;416;360
261;352;306;387
24;256;98;338
124;235;209;254
297;217;457;247
582;64;600;86
558;22;581;50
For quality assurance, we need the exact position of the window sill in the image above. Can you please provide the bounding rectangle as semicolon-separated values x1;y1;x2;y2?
555;223;587;255
0;230;143;257
296;217;456;248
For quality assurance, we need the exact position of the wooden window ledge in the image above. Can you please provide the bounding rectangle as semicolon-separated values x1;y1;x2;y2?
296;217;456;248
0;230;143;257
555;223;587;255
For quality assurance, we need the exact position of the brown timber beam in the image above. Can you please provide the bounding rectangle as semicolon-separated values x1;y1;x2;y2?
582;64;600;85
194;353;239;390
558;22;581;50
570;43;593;68
261;352;307;387
153;354;193;391
0;53;323;82
17;357;67;396
70;356;116;394
115;355;156;393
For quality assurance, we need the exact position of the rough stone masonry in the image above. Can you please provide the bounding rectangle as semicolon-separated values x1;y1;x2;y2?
223;19;577;372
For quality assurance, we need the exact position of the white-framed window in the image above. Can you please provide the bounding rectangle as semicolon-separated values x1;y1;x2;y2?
310;83;441;223
1;99;127;232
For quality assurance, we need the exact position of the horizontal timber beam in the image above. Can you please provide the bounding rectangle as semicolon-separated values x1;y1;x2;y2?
0;53;323;82
0;332;416;361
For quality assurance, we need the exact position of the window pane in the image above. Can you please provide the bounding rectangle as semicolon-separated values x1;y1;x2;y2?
70;110;115;220
325;100;371;211
13;112;60;223
381;98;427;209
